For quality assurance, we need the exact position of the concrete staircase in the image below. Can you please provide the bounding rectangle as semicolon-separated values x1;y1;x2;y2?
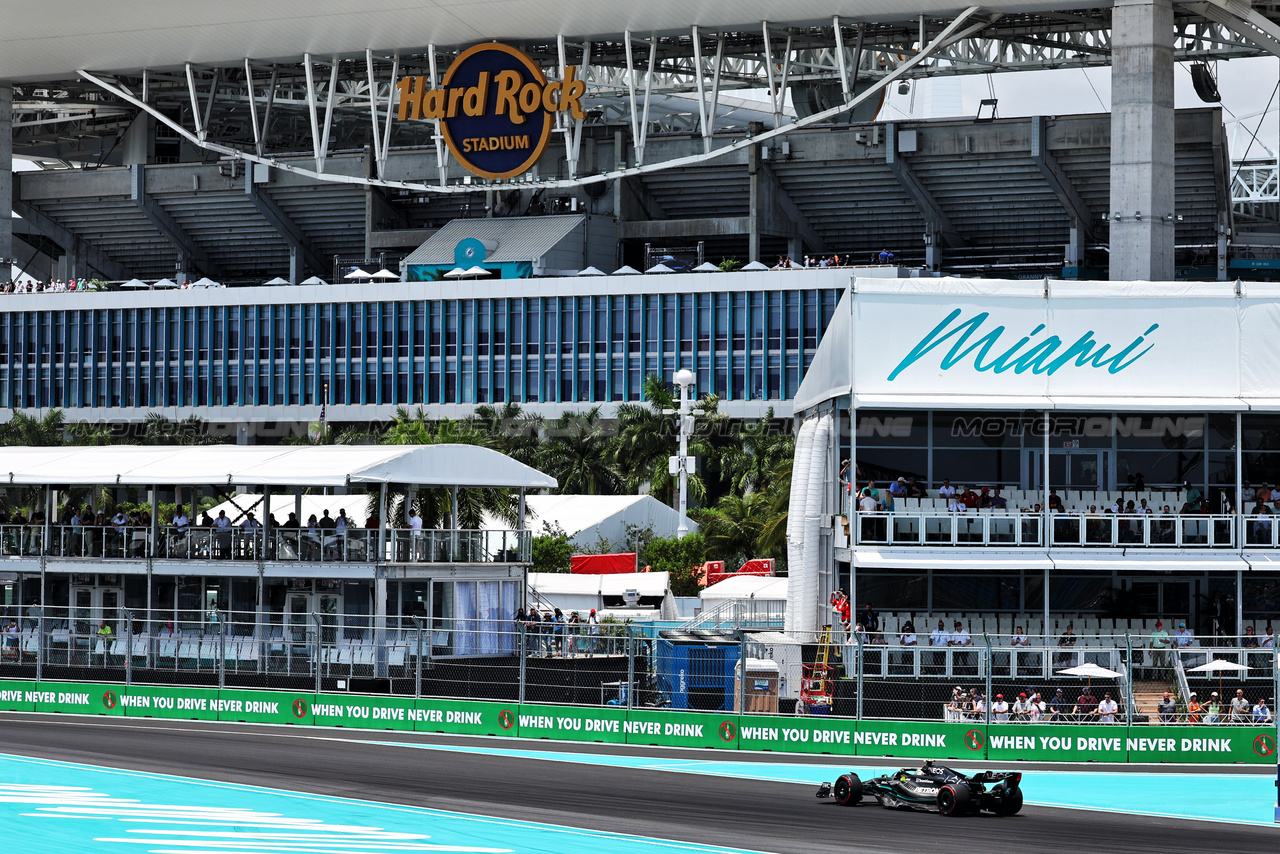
1132;680;1174;721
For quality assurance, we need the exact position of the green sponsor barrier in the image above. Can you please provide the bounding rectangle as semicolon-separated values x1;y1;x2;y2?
737;715;858;755
986;723;1126;762
623;708;741;750
515;704;628;744
413;698;516;737
312;694;416;731
853;720;982;760
0;680;35;712
30;682;123;716
215;688;313;725
1124;726;1277;764
118;685;223;721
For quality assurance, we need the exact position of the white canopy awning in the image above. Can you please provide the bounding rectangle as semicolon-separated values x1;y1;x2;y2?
0;445;556;489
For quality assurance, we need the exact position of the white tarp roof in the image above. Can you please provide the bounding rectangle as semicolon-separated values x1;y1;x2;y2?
529;571;670;598
0;445;556;489
492;494;696;545
700;575;788;603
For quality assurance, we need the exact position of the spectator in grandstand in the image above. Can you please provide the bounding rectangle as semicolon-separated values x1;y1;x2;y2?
958;485;979;508
1256;483;1273;503
990;488;1007;509
1173;620;1194;648
907;478;927;498
947;491;968;513
930;620;949;646
240;511;261;530
1057;622;1077;649
889;477;909;497
1097;692;1119;723
1028;692;1045;720
1048;490;1065;512
945;687;964;721
1251;506;1273;543
899;620;917;646
859;601;879;632
831;592;852;641
587;608;600;655
863;481;880;501
878;248;894;263
1011;625;1029;647
1047;687;1069;721
950;620;971;646
1254;698;1273;723
1205;691;1221;724
937;479;956;500
1137;498;1152;514
1187;692;1203;723
1230;688;1250;722
960;689;975;718
1242;625;1259;648
971;691;986;720
1262;624;1275;647
1074;687;1097;722
1157;691;1177;723
1148;620;1170;671
991;693;1009;722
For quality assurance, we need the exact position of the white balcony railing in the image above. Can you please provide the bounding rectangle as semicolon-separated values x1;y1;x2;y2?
853;512;1246;549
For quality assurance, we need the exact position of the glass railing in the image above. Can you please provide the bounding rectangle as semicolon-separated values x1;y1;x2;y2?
853;512;1241;548
0;524;530;564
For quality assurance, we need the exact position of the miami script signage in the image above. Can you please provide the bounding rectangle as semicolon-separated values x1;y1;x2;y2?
396;43;586;180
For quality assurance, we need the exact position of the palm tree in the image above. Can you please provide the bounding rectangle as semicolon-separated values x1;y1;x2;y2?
720;409;794;495
0;410;66;445
694;493;764;568
537;407;622;495
469;402;543;466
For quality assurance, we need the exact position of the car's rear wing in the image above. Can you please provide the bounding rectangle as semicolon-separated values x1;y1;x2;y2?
969;771;1022;785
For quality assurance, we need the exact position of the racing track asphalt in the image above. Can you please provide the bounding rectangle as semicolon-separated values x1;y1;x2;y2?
0;712;1274;853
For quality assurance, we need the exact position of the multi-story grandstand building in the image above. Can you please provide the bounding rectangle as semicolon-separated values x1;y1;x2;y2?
0;2;1279;659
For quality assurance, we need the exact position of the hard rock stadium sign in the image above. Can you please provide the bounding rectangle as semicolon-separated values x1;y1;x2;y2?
396;43;586;180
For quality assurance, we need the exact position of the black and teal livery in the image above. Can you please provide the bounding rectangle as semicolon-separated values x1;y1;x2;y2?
816;761;1023;817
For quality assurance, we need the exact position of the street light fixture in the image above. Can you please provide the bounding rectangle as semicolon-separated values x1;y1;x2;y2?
667;369;699;538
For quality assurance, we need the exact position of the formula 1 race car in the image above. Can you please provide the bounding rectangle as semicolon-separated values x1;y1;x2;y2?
816;761;1023;816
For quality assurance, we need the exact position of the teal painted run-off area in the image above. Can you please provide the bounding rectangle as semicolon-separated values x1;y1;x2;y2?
382;741;1279;828
0;753;772;854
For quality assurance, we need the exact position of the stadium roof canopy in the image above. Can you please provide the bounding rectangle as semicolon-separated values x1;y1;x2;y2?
1;1;1096;80
0;445;557;489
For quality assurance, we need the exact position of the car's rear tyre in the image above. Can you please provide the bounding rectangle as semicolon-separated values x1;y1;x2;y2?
833;773;863;806
995;786;1023;816
937;783;971;816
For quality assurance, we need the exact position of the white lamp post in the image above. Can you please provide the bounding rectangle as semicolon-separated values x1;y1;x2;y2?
669;368;698;538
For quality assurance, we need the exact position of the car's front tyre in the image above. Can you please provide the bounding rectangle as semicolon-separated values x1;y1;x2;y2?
833;773;863;806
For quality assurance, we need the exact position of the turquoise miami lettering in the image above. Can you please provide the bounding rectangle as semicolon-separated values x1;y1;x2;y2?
887;309;1158;381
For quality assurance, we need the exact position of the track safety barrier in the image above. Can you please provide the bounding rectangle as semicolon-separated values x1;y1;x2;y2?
0;679;1274;765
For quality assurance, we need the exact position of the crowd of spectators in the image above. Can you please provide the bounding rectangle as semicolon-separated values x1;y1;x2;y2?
2;277;101;294
946;684;1272;724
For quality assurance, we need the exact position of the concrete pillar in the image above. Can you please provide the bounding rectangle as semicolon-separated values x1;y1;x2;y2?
288;244;301;284
1109;0;1176;282
747;144;761;263
1;84;13;279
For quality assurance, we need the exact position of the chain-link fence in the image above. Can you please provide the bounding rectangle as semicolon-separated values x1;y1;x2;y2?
1;610;1274;725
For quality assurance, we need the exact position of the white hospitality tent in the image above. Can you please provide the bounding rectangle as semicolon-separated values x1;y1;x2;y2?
528;571;673;621
700;575;788;613
492;494;696;549
0;444;557;489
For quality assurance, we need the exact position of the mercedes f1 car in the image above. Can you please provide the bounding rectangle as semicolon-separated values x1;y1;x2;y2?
816;761;1023;816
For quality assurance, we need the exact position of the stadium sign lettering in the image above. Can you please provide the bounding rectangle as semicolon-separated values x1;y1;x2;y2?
396;43;586;180
887;309;1159;381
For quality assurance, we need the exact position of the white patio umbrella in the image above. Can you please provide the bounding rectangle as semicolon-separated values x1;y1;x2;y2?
371;268;399;280
463;266;491;278
576;266;607;276
263;276;290;285
343;268;371;280
120;278;150;289
645;262;676;274
1188;657;1250;697
442;267;469;278
692;261;722;272
1056;661;1123;688
741;261;770;271
611;265;642;275
189;277;220;288
151;278;178;289
300;276;328;286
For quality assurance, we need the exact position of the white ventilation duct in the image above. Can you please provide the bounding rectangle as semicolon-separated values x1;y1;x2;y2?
785;411;834;638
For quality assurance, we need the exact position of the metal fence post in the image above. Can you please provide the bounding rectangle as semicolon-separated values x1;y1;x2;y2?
1124;632;1133;725
738;631;747;714
517;622;526;705
854;629;864;720
35;609;43;684
626;628;635;710
123;609;134;686
311;613;323;696
411;616;424;700
218;612;226;690
983;633;992;727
